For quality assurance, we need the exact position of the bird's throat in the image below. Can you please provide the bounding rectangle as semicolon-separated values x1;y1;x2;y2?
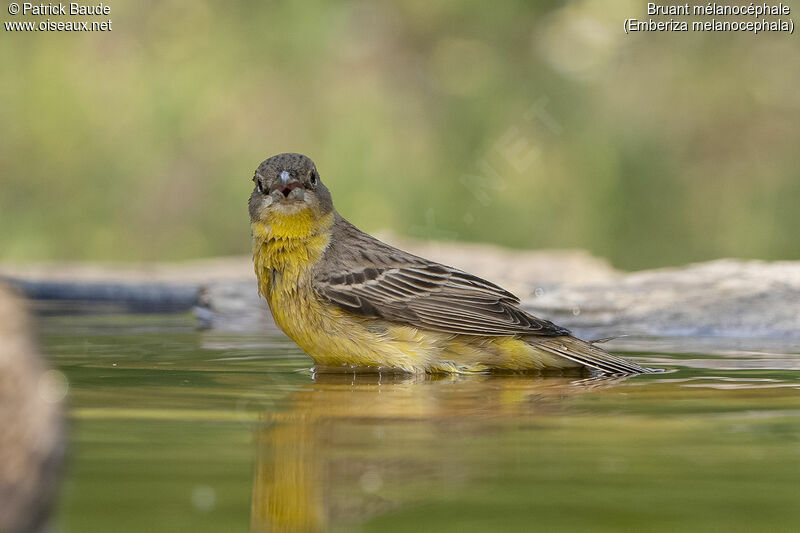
251;211;334;297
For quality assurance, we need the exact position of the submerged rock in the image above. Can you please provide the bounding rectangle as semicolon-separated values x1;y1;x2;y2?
0;284;65;533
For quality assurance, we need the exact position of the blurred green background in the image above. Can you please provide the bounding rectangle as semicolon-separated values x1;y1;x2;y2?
1;1;798;270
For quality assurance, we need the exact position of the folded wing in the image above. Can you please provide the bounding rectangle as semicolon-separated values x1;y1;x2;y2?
312;218;569;337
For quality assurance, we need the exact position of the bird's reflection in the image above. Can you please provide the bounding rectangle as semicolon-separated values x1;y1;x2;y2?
251;372;628;532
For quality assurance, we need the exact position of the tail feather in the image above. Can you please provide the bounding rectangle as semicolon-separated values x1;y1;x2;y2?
532;335;656;375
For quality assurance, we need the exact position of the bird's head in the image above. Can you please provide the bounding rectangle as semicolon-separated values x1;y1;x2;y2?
249;153;334;228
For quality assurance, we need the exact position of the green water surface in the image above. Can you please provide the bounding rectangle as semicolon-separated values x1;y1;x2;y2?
44;314;800;532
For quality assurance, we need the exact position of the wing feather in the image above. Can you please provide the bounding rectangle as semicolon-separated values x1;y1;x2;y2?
312;221;568;337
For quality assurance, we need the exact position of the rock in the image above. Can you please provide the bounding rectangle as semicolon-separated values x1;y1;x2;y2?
0;284;65;533
375;235;619;293
197;281;279;334
0;257;243;314
524;259;800;340
8;279;200;314
0;256;253;284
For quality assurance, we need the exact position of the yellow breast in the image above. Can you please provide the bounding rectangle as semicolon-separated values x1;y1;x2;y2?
252;209;439;371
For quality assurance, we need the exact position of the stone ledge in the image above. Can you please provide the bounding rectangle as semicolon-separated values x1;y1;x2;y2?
525;259;800;339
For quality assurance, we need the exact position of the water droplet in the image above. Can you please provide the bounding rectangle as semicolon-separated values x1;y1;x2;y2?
534;287;545;297
572;307;581;316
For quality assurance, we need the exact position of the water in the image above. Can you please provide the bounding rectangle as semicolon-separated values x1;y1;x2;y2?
43;314;800;532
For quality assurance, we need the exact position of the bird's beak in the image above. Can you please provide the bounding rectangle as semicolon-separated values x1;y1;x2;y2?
269;171;303;199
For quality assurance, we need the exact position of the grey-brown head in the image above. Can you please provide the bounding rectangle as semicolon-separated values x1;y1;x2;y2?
249;153;334;223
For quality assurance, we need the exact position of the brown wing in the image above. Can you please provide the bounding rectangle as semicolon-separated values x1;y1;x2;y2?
312;217;570;337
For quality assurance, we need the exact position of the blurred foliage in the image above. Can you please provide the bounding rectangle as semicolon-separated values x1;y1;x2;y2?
1;0;798;269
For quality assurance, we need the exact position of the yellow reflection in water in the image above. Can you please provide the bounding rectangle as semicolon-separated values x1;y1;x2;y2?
250;372;627;532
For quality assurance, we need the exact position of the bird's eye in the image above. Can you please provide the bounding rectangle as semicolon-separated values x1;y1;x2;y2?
310;172;318;187
253;173;267;194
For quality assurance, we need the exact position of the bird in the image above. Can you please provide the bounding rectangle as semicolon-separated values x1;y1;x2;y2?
249;153;654;375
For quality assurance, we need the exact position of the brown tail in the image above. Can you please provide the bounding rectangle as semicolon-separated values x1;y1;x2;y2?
531;335;656;375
